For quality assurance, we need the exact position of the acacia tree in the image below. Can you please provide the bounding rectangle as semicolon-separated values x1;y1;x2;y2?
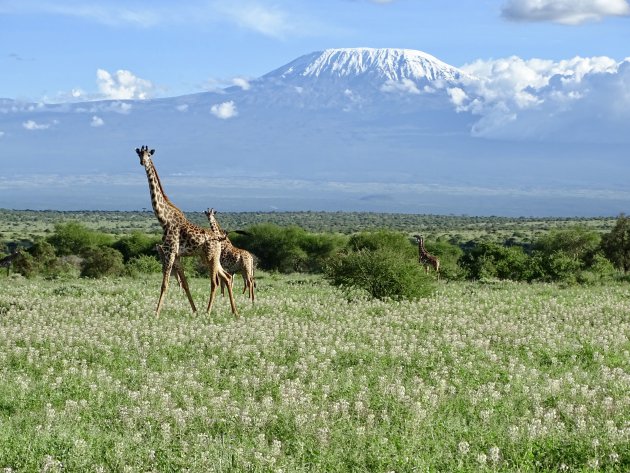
601;214;630;273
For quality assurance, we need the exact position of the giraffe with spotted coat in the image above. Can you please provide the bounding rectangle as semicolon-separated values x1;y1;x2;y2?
135;146;238;317
204;208;256;303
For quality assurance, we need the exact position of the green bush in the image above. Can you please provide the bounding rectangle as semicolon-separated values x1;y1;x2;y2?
326;247;434;300
12;251;38;278
47;222;113;256
80;247;125;278
601;213;630;273
326;231;434;300
460;242;530;281
113;232;161;262
232;224;345;273
126;254;162;276
423;239;465;280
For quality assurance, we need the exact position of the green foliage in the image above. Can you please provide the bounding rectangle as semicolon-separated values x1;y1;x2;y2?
125;254;162;276
80;247;125;278
12;251;38;278
232;223;345;273
326;231;434;300
47;221;114;256
460;242;530;281
533;226;600;266
424;239;464;280
601;213;630;273
113;231;161;262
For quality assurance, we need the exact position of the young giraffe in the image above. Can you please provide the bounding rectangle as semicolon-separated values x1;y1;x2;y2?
204;208;256;302
413;234;440;280
135;146;238;317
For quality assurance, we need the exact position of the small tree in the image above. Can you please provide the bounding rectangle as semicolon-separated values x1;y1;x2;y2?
326;230;435;300
80;247;125;278
113;232;161;262
47;222;113;256
601;214;630;273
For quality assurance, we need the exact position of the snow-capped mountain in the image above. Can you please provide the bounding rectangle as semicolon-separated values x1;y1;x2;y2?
0;48;627;215
265;48;468;83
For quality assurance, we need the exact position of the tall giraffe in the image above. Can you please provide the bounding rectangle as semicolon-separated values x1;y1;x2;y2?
413;234;440;280
204;208;256;302
135;146;238;317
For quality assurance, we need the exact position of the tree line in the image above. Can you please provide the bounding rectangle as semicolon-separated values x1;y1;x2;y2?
2;214;629;299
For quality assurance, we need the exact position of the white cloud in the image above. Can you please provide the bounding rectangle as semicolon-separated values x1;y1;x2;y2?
96;69;154;100
90;115;104;127
176;104;189;112
457;55;628;140
23;120;52;130
0;131;5;138
214;2;297;38
502;0;630;25
211;101;238;119
232;77;251;90
447;87;468;110
381;78;421;94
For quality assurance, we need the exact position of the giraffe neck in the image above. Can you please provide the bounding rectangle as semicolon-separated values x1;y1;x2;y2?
207;215;221;235
143;158;174;228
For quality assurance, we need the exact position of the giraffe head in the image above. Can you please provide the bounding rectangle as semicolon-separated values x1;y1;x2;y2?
203;208;217;220
135;145;155;166
413;234;423;243
204;208;223;234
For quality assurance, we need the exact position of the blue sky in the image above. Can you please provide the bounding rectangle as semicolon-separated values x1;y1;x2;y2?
2;0;630;103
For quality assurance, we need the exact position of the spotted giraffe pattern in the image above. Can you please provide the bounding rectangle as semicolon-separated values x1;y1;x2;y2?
204;208;256;302
413;234;440;279
135;146;238;317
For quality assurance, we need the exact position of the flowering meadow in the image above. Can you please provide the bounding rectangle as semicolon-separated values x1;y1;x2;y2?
0;274;628;472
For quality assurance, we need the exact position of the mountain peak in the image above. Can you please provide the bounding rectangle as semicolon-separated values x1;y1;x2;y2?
264;47;467;83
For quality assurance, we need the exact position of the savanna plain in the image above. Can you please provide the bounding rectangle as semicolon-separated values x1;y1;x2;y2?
0;211;628;472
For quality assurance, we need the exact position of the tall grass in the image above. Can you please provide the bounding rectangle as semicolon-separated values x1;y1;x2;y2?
0;274;628;471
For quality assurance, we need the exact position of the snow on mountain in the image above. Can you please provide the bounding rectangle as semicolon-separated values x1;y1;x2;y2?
264;48;469;83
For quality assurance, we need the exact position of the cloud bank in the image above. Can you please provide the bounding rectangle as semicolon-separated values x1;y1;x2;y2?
452;55;630;141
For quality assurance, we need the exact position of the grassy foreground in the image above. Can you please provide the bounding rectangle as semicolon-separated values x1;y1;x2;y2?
0;274;628;472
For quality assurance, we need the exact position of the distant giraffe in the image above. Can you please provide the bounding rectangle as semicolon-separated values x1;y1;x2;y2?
204;208;256;302
0;248;21;276
135;146;237;317
413;234;440;280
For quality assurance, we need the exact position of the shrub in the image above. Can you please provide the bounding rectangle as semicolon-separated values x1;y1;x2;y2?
326;247;434;300
326;230;434;300
47;222;113;256
113;232;161;262
126;254;162;276
232;224;345;273
460;242;530;281
80;247;125;278
601;213;630;273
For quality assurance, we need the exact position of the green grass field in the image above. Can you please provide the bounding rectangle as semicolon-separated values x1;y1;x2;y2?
0;273;628;472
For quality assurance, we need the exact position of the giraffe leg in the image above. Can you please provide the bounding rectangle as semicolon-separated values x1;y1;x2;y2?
156;250;177;317
206;271;219;315
208;269;238;317
174;259;197;313
221;268;239;318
